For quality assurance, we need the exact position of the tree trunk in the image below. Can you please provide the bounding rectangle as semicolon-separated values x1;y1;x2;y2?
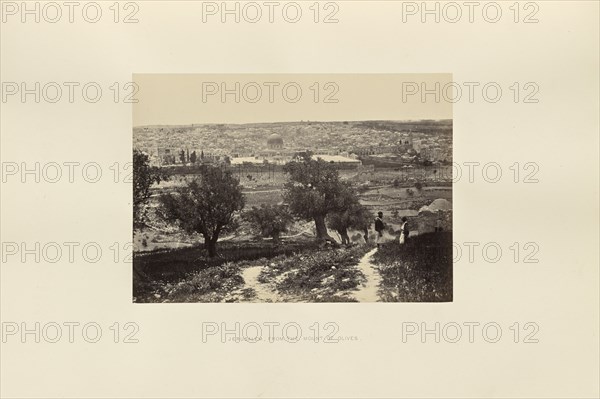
272;231;281;245
337;229;350;245
206;238;218;257
314;214;335;243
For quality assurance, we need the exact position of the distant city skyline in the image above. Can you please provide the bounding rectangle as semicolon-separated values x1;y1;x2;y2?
133;119;452;167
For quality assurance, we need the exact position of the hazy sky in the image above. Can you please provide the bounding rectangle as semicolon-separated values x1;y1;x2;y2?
133;74;453;126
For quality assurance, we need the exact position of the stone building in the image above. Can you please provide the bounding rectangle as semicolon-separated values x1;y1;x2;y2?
267;133;284;149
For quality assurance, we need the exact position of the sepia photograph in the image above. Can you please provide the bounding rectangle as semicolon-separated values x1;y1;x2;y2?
2;2;599;398
132;75;453;303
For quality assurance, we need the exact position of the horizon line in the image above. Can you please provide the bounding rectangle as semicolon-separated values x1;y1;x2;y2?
133;118;453;129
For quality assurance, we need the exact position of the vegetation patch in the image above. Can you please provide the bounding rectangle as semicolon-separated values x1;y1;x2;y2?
134;262;245;303
258;245;372;302
371;232;453;302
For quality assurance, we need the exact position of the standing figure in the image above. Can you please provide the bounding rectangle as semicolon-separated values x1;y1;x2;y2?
435;210;443;232
375;211;385;248
399;217;410;245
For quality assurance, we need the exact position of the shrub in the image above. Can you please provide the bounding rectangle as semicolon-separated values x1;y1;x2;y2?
243;204;293;243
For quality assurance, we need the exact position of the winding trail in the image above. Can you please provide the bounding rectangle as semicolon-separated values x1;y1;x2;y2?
353;248;383;302
239;247;384;303
240;266;279;302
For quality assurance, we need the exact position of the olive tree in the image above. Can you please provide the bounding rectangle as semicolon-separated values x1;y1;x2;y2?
283;157;360;243
158;166;244;257
133;149;167;228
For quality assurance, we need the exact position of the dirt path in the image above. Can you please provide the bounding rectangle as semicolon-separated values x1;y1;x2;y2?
353;248;382;302
240;266;279;303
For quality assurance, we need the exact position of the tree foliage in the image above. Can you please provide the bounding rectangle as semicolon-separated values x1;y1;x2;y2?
283;158;358;242
327;194;372;245
133;149;166;228
243;204;293;243
158;166;245;257
328;184;371;245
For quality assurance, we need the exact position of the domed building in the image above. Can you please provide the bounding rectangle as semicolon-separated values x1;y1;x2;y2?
267;133;284;149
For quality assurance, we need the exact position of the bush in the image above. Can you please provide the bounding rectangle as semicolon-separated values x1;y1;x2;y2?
243;204;293;243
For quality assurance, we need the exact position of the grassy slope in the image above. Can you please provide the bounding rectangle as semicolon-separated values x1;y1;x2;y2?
133;241;372;303
133;240;320;302
371;232;453;302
